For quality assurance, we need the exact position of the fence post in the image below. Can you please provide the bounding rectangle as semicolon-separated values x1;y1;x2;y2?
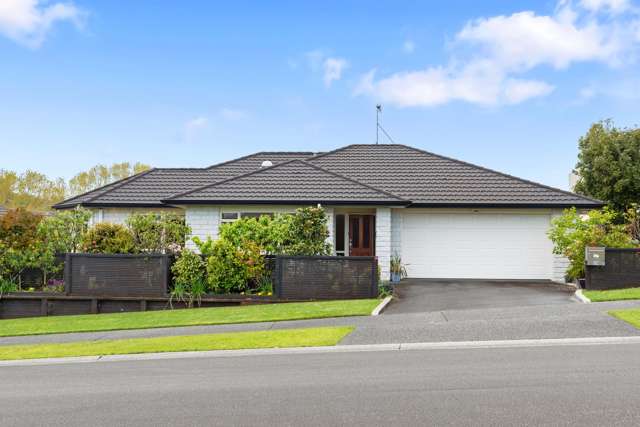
64;253;72;295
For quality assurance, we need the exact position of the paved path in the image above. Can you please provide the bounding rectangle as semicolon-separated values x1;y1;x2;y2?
2;341;640;426
2;300;639;346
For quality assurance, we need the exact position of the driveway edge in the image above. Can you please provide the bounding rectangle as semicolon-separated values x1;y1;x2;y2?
371;296;392;316
575;289;591;304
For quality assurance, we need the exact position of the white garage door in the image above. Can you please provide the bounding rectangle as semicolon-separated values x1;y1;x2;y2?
401;212;553;279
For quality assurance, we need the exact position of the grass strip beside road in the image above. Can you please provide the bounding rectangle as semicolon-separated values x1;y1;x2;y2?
0;299;379;337
0;326;354;361
584;287;640;302
609;309;640;330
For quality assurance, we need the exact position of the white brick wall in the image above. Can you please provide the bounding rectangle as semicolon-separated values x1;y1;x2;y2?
185;206;220;251
324;206;335;253
88;207;183;225
376;207;392;281
391;209;403;259
551;209;570;283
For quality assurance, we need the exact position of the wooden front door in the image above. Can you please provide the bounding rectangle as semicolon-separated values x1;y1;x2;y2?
349;215;375;256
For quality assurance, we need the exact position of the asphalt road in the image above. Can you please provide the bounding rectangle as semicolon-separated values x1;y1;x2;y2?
2;342;640;426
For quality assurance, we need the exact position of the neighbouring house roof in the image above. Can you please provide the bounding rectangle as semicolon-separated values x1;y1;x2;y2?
53;144;602;209
167;160;408;205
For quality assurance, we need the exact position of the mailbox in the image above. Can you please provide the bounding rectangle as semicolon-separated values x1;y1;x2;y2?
585;247;605;266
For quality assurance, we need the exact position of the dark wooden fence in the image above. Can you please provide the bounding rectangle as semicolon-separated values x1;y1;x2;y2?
0;254;379;319
274;256;378;299
585;248;640;290
64;253;171;297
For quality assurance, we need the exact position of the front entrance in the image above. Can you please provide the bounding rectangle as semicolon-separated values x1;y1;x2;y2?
349;215;375;256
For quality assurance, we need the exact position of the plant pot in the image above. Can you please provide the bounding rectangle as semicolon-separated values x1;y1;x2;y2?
390;272;401;283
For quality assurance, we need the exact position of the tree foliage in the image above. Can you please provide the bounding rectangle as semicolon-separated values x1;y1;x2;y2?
67;162;150;197
81;223;136;254
574;120;640;212
126;212;190;254
548;207;636;280
0;162;151;212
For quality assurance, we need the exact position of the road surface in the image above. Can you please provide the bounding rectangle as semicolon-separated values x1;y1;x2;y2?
2;342;640;426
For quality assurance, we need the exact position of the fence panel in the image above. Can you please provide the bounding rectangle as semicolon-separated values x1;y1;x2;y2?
585;248;640;290
65;253;171;297
275;256;377;299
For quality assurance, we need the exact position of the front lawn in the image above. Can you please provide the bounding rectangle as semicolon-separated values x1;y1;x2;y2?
0;326;354;361
609;309;640;330
0;299;379;337
583;287;640;302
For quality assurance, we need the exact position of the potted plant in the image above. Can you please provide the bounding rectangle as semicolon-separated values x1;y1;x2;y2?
390;254;407;284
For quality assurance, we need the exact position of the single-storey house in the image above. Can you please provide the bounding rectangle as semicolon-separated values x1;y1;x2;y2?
54;144;602;282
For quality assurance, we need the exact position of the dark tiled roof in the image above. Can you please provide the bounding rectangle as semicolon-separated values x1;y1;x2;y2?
54;152;315;208
53;144;601;209
168;160;408;204
309;144;601;207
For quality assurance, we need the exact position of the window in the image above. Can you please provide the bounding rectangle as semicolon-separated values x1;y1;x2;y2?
221;211;274;223
221;212;239;223
241;212;273;219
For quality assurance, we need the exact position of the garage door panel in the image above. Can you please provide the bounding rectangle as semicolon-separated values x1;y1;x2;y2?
401;213;553;279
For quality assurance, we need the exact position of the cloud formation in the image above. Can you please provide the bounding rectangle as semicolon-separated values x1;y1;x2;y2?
0;0;85;48
323;57;348;87
356;1;640;107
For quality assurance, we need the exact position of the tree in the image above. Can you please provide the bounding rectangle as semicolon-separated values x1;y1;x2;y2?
67;162;150;197
574;120;640;212
0;170;65;211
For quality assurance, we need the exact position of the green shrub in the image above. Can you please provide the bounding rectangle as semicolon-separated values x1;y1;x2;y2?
283;206;332;255
206;239;264;294
0;208;43;250
170;249;207;307
548;207;636;280
126;212;190;253
81;223;135;254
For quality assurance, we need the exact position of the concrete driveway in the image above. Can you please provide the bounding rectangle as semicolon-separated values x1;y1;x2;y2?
384;279;576;314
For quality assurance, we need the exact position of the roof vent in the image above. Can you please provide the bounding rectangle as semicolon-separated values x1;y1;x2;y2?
260;160;273;168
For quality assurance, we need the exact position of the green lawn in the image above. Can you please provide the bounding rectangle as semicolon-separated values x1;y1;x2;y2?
0;299;379;337
583;287;640;302
0;326;354;361
609;309;640;330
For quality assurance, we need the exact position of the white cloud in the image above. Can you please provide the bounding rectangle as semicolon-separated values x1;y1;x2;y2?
356;1;640;107
184;116;209;142
323;57;348;87
402;40;415;53
219;108;247;121
579;0;630;13
0;0;85;48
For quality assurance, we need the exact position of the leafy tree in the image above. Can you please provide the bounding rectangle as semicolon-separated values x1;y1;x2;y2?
283;206;332;255
0;170;65;211
81;223;135;254
548;207;636;280
126;212;190;253
574;120;640;212
37;209;92;254
68;162;150;197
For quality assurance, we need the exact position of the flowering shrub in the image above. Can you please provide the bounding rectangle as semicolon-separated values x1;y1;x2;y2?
206;239;264;294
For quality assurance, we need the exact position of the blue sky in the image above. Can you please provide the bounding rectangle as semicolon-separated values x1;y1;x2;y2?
1;0;639;189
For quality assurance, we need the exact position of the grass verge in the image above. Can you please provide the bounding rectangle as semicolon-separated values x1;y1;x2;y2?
583;287;640;302
609;309;640;330
0;326;354;361
0;299;379;337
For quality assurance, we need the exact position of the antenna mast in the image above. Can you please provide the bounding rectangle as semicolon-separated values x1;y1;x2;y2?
376;104;382;144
